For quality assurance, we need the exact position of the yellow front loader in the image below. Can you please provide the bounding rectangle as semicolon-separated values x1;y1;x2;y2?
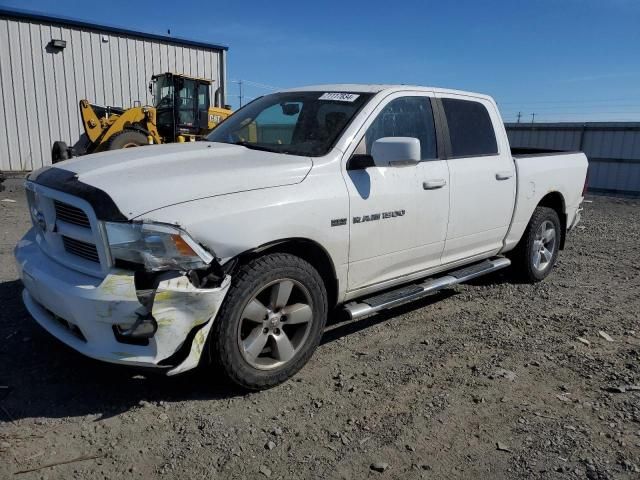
52;72;232;162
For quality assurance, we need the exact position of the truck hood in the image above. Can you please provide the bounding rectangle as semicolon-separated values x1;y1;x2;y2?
42;142;313;219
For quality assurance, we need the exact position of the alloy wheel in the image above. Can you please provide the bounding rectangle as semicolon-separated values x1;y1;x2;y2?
532;220;557;272
237;279;314;370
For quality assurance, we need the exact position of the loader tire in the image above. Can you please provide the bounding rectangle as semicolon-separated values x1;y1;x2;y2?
107;130;148;150
52;141;70;164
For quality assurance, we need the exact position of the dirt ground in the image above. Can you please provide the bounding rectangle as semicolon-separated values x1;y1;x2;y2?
1;177;639;479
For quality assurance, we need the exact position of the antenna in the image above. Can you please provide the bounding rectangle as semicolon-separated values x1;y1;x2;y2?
516;112;522;123
531;113;536;123
230;80;244;107
229;79;280;108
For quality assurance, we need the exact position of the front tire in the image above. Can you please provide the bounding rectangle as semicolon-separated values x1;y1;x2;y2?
107;130;148;150
209;253;328;390
510;206;561;282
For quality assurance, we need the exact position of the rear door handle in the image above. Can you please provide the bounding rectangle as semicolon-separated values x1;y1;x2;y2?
423;179;447;190
495;171;513;180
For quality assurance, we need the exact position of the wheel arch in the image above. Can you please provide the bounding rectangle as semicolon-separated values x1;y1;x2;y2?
232;238;339;309
97;107;150;149
537;191;567;249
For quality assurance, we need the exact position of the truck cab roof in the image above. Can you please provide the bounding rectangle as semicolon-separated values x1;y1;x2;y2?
282;84;495;102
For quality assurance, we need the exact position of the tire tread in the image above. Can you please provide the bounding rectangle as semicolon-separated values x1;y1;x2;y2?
107;129;148;150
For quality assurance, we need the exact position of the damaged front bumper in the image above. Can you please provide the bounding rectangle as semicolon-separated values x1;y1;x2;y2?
14;229;230;375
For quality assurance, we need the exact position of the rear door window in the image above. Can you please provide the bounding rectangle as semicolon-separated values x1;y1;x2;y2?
442;98;498;157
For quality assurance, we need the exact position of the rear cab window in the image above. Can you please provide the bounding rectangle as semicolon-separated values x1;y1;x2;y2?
441;98;498;157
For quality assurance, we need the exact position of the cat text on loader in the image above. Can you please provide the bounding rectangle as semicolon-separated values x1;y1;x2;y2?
51;72;232;163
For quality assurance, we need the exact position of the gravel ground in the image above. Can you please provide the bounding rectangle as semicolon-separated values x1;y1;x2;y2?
1;178;639;479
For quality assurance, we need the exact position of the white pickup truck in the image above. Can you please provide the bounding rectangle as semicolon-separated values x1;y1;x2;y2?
15;85;588;389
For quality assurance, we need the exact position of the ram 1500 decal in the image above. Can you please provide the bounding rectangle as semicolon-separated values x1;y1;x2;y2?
353;210;406;224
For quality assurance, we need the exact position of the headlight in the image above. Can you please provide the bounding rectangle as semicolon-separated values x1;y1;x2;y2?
104;221;213;272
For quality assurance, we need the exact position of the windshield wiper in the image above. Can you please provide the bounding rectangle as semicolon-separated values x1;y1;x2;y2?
230;141;279;153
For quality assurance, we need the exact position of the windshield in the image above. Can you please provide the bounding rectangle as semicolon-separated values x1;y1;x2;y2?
207;91;372;156
153;75;174;109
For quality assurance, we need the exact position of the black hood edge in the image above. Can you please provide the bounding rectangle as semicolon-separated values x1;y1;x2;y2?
29;166;128;221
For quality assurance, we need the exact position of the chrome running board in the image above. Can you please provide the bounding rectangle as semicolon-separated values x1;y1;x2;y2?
343;257;511;320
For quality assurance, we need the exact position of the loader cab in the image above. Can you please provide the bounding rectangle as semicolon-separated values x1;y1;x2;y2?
151;73;212;141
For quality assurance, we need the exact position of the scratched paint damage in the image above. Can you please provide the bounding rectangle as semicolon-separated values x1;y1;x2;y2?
95;272;141;323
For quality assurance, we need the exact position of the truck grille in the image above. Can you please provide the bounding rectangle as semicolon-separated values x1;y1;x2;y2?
27;182;108;275
62;236;100;263
54;200;91;228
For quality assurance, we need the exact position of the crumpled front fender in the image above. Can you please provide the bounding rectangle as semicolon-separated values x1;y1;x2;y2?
153;275;231;375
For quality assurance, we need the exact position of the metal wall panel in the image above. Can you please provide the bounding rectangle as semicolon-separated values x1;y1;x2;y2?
0;13;225;171
507;123;640;197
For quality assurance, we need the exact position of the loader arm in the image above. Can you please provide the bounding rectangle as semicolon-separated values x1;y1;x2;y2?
97;107;161;148
79;99;104;144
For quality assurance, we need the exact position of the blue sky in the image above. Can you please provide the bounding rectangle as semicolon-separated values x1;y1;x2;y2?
2;0;639;122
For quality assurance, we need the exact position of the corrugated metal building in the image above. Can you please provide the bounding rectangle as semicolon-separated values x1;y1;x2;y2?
506;122;640;197
0;7;227;172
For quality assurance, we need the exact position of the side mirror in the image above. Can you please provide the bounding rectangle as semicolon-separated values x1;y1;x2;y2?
281;102;300;116
371;137;421;167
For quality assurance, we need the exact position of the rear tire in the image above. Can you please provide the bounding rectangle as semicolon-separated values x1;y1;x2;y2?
209;253;327;390
509;206;561;282
107;130;148;150
51;141;70;164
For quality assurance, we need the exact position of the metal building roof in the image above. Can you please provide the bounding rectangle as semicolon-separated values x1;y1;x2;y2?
0;6;228;51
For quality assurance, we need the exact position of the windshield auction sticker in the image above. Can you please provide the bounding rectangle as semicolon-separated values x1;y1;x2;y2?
319;92;360;102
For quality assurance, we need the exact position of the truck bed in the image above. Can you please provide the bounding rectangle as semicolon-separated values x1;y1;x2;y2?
503;150;588;251
511;147;579;157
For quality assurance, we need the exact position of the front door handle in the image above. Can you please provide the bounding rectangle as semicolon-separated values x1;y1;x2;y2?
423;179;447;190
495;171;514;181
